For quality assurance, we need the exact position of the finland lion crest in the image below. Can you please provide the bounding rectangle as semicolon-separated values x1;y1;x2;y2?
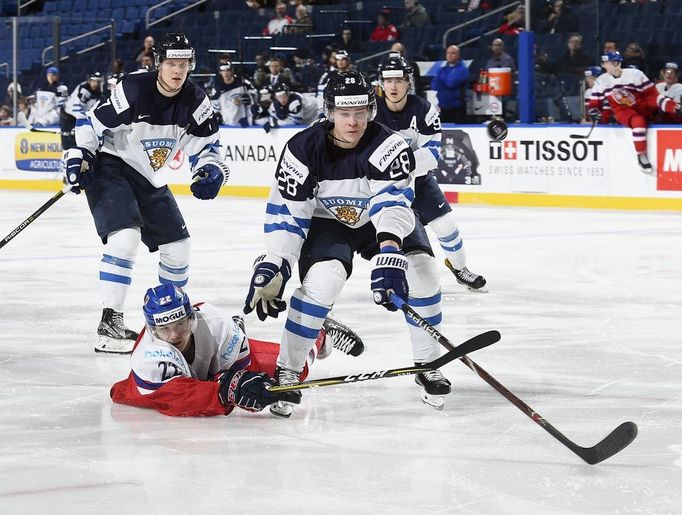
320;197;369;227
141;138;176;171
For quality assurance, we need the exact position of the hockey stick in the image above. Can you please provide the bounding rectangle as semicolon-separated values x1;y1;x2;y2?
30;127;61;134
569;118;597;140
0;187;68;250
268;330;501;392
390;294;638;465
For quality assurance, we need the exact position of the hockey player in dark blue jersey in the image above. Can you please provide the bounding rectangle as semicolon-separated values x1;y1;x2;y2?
374;54;487;292
244;71;451;417
62;33;230;354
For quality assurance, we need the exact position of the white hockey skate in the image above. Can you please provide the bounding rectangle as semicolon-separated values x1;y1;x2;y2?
94;308;138;354
415;367;452;410
270;366;302;418
638;153;654;175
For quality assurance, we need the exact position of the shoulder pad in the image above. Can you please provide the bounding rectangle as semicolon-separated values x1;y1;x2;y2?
368;132;409;172
192;93;213;126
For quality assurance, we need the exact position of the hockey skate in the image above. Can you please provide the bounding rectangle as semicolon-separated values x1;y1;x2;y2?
317;313;365;359
94;308;139;354
270;366;302;418
444;259;488;292
414;367;452;410
637;153;654;175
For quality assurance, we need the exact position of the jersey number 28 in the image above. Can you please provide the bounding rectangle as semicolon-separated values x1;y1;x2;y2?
389;150;411;179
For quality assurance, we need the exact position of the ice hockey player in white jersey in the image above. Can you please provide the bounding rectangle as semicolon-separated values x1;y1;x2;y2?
210;62;256;127
244;71;452;417
60;72;104;149
29;66;67;127
262;82;317;131
111;283;365;416
655;62;682;123
63;33;230;354
374;54;486;291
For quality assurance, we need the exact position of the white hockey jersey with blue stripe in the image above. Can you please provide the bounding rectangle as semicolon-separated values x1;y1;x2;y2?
265;120;417;265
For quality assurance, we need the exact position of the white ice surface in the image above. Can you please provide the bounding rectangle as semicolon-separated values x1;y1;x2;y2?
1;190;681;514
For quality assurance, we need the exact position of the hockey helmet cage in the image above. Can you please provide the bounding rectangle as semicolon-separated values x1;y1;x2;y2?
601;51;623;63
378;53;413;81
153;33;196;71
323;71;376;121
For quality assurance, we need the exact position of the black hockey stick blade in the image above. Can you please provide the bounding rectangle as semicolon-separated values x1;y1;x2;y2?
268;330;500;393
574;421;638;465
569;119;597;139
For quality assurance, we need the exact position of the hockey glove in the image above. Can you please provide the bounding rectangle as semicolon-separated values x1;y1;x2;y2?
588;108;601;122
244;254;291;321
191;164;225;200
370;246;409;312
217;369;300;412
63;147;96;194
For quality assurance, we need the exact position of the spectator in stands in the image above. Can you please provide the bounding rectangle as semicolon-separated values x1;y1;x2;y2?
622;42;649;75
133;36;154;65
432;45;468;123
290;4;313;33
110;58;125;77
138;54;154;71
257;57;294;89
370;9;400;42
391;42;424;97
603;41;618;54
30;67;66;127
485;38;516;71
3;82;21;107
263;2;293;35
400;0;431;28
498;5;525;36
552;34;591;75
337;27;362;54
538;0;578;34
0;105;12;126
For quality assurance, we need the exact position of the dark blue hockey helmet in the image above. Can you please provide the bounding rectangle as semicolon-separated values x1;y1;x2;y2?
153;33;196;71
323;71;376;121
143;284;196;344
378;53;413;81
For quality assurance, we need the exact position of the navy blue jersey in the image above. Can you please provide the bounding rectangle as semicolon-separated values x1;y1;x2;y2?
76;71;227;187
375;95;441;176
264;120;417;264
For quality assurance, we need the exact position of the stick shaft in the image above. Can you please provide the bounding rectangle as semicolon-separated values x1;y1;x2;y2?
0;190;66;250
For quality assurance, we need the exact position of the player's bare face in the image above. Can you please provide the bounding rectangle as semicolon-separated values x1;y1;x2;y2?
157;58;190;97
603;61;621;78
153;316;194;350
383;77;410;106
331;106;369;148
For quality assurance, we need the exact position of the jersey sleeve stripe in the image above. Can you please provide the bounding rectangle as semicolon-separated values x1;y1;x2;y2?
368;200;410;217
188;140;221;168
378;184;415;202
231;355;251;371
264;222;307;239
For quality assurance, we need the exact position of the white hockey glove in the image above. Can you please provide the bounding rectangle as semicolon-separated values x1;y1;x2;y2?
244;254;292;321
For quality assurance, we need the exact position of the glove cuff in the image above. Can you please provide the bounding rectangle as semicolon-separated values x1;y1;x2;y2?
370;251;408;271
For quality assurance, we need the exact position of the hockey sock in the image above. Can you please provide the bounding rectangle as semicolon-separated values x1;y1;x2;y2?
99;228;140;311
429;213;466;270
629;115;648;155
158;238;190;287
405;253;442;363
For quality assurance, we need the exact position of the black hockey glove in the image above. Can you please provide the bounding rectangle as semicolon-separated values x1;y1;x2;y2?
217;369;300;412
191;164;225;200
63;147;96;194
244;254;291;321
370;246;409;312
588;108;601;122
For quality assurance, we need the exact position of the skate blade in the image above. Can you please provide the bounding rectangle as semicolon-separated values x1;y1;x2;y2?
269;401;294;418
94;336;134;355
465;285;489;293
420;392;445;410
